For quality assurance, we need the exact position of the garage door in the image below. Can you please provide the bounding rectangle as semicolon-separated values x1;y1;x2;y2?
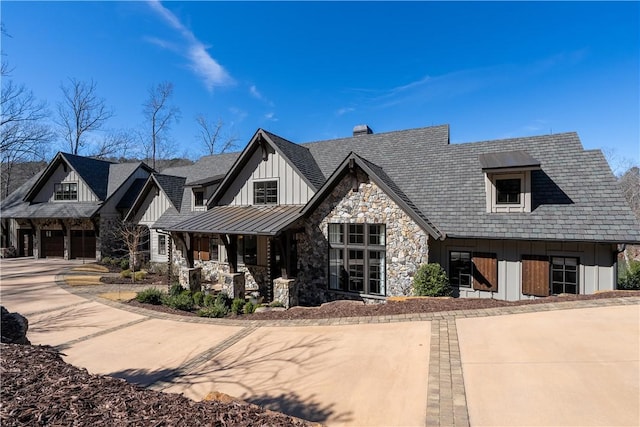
70;230;96;259
41;230;64;258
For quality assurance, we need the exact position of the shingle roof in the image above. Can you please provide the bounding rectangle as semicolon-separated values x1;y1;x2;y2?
297;125;640;243
61;153;115;200
154;174;186;209
263;130;326;190
116;178;147;210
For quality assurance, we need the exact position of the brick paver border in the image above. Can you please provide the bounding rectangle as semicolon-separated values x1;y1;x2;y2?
53;270;639;427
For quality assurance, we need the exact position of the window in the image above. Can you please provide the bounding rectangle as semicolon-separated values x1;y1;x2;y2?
328;223;385;295
158;235;166;256
449;251;472;288
210;235;221;262
551;257;578;294
496;178;521;204
54;182;78;200
237;235;257;265
254;181;278;205
193;189;204;207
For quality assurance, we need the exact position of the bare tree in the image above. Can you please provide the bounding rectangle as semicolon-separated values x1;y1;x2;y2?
143;82;180;169
116;221;150;283
1;79;54;197
57;78;114;155
195;115;238;155
91;129;134;160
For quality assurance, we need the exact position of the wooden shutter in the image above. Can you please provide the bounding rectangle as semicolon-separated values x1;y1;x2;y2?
472;252;498;291
522;255;550;296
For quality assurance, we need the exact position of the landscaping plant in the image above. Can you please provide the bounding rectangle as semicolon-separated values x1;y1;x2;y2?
135;288;164;305
619;260;640;290
413;263;452;297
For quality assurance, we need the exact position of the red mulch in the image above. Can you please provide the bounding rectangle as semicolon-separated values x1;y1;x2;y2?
0;343;313;426
127;290;640;321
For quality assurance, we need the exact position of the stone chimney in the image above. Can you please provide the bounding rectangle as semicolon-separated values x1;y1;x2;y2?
353;124;373;136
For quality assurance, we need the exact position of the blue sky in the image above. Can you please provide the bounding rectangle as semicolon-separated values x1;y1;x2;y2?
2;1;639;172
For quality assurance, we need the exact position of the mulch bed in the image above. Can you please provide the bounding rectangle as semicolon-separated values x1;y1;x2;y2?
0;343;314;427
99;275;165;286
126;290;640;321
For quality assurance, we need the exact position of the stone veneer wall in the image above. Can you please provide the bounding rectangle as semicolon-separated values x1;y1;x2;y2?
296;169;430;305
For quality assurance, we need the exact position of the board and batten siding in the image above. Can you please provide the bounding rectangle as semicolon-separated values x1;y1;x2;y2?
429;239;617;301
134;187;172;264
34;164;98;203
219;148;315;206
100;167;151;214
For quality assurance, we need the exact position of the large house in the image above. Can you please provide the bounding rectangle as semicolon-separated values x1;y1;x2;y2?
127;124;640;304
0;152;153;260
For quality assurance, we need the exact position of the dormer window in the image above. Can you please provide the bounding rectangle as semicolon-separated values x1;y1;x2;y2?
479;151;540;213
193;189;204;207
54;183;77;201
496;178;521;204
254;180;278;205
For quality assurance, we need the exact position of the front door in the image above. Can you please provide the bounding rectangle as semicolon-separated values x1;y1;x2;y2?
18;229;33;257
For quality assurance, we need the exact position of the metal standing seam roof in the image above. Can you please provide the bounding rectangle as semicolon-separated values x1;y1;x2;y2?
478;150;541;170
167;204;304;235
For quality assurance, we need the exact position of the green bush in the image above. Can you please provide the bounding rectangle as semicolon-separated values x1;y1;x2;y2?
231;298;245;315
243;301;256;315
193;291;204;306
169;283;183;297
120;259;130;271
162;293;194;311
413;263;451;297
101;256;112;265
203;294;215;307
135;288;164;305
619;260;640;290
110;258;120;266
215;292;231;309
120;269;131;278
133;271;147;281
197;305;228;318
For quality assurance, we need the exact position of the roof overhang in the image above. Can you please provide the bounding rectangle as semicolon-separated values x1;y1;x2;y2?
479;150;541;172
166;204;304;236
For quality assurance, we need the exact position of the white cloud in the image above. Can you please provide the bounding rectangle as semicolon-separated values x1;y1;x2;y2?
146;0;232;90
336;107;355;116
264;112;278;121
249;85;262;100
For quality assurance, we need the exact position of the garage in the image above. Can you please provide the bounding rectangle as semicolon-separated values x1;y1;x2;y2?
70;230;96;260
41;230;65;258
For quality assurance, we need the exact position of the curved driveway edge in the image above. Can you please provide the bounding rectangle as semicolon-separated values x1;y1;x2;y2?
2;258;638;426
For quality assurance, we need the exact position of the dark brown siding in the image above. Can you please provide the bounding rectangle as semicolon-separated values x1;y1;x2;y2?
472;252;498;291
522;255;550;296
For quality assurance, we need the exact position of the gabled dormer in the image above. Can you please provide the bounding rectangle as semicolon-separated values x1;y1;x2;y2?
209;129;325;208
479;150;541;213
186;175;225;212
23;152;112;204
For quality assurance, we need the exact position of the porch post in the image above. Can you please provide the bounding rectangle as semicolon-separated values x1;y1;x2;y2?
222;234;238;274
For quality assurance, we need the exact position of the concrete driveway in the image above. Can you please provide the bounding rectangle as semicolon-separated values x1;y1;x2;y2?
1;257;638;426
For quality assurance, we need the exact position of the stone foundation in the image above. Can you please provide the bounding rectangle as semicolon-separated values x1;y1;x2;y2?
273;277;298;308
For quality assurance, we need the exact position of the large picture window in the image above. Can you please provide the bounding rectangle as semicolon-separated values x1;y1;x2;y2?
254;181;278;205
328;223;385;295
54;182;78;200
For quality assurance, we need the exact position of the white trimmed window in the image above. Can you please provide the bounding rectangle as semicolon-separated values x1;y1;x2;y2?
54;182;78;200
254;180;278;205
485;172;531;213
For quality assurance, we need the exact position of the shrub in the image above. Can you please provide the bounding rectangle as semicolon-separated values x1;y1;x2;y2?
413;263;451;297
269;300;284;308
169;283;184;297
193;291;204;306
203;294;215;307
231;298;245;315
101;256;112;265
162;293;194;311
110;258;120;266
619;260;640;290
120;259;130;271
215;292;231;309
136;288;164;305
243;301;256;315
197;305;228;318
133;271;147;281
120;269;131;278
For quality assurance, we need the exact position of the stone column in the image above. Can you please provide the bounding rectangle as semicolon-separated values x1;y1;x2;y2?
273;277;298;309
220;272;245;300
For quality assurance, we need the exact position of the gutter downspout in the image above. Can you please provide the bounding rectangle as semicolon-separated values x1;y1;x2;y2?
157;229;173;292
